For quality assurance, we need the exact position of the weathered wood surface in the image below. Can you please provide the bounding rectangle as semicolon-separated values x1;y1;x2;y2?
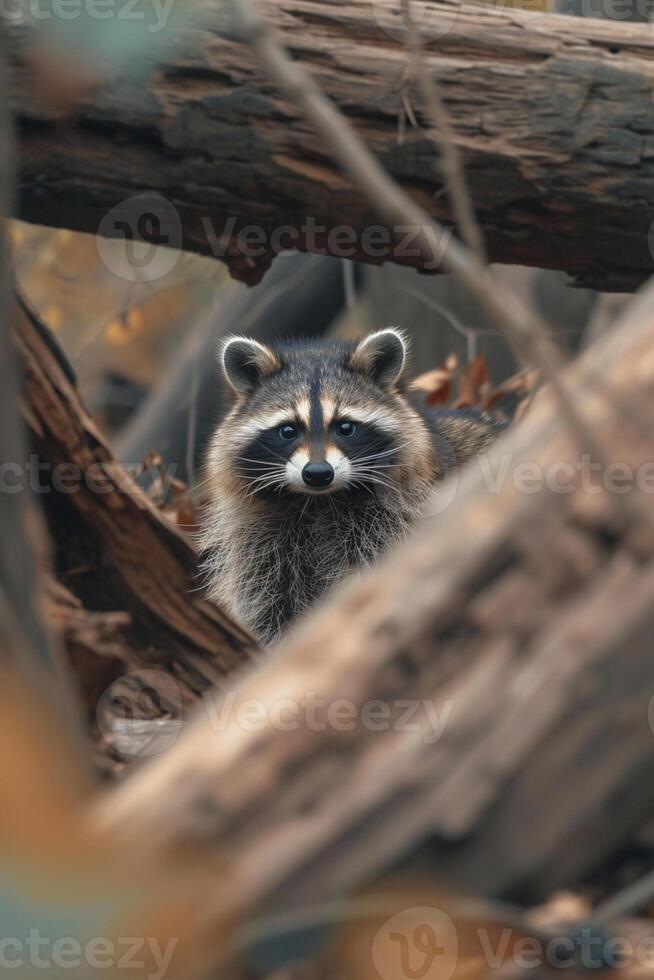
12;293;257;766
9;0;654;290
98;279;654;951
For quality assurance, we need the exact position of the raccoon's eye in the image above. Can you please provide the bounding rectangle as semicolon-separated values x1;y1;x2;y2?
278;423;299;441
337;420;356;437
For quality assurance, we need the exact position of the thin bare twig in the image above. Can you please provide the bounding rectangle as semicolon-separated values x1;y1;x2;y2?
405;21;487;265
420;72;487;266
342;258;356;309
186;288;225;487
399;284;496;362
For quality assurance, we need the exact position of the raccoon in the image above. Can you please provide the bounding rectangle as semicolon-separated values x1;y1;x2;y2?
199;329;504;644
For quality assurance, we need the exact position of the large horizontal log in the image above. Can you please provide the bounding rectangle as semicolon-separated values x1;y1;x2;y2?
97;278;654;963
9;1;654;291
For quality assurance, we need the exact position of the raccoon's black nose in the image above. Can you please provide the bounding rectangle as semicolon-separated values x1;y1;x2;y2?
302;462;335;489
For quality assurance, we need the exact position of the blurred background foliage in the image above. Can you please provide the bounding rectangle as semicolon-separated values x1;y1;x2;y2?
11;221;228;432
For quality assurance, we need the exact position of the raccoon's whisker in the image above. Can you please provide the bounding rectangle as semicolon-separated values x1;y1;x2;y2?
240;469;285;482
357;475;396;490
245;485;282;499
351;463;397;481
350;450;405;466
237;471;285;486
192;475;214;491
236;469;287;481
351;439;416;464
244;472;288;497
252;439;291;466
349;479;376;498
299;493;313;521
350;471;397;492
350;450;397;464
236;457;286;468
249;472;287;488
237;475;284;487
249;477;286;490
325;490;339;526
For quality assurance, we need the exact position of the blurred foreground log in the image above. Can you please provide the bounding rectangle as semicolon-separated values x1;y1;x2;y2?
9;0;654;290
12;293;257;770
99;280;654;949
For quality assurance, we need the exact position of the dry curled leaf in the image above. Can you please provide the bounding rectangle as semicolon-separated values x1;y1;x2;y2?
454;354;490;408
411;355;458;406
412;349;536;422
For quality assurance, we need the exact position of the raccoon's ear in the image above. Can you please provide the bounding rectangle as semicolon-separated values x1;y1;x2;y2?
348;328;407;387
220;336;281;395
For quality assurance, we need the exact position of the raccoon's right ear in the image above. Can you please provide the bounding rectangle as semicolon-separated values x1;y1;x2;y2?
347;328;407;387
220;336;281;395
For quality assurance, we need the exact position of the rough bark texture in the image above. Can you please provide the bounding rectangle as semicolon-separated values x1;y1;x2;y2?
12;293;257;770
98;279;654;956
9;1;654;290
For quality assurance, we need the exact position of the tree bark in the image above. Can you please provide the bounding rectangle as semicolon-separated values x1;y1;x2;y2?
9;1;654;291
96;278;654;960
12;292;257;770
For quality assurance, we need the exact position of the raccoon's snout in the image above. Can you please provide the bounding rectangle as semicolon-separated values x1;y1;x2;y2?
302;462;335;489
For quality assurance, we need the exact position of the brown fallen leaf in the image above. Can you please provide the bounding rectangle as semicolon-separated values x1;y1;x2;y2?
411;355;458;406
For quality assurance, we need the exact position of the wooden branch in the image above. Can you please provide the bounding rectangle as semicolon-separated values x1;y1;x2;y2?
9;1;654;290
97;279;654;958
12;293;258;767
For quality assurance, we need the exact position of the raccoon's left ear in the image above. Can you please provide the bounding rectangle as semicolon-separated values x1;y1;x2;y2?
220;336;281;395
348;328;407;387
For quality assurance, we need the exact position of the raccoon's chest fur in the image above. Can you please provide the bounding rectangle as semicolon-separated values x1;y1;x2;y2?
201;490;423;644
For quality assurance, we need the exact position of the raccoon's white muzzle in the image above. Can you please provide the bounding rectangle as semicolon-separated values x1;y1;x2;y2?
285;446;352;493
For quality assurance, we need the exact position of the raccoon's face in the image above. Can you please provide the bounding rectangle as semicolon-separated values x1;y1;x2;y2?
217;329;419;498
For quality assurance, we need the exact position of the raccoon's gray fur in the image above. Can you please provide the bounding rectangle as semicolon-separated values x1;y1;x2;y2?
199;329;504;644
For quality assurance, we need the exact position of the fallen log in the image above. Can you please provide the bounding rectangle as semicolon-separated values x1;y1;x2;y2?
12;293;257;766
96;277;654;956
9;0;654;291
